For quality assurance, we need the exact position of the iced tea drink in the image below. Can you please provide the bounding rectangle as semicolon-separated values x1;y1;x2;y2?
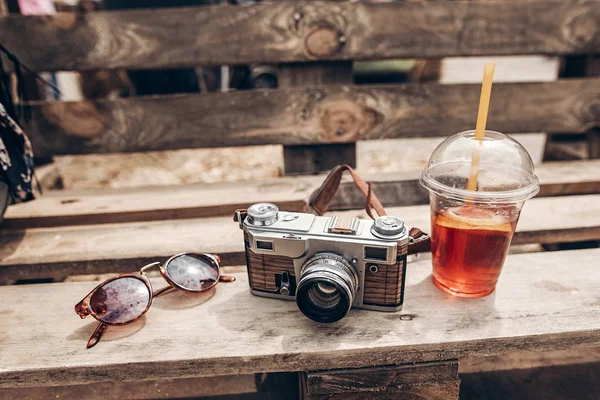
420;130;540;298
430;205;518;297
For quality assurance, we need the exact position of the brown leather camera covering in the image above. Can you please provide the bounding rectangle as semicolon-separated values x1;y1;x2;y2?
244;232;295;293
363;242;408;307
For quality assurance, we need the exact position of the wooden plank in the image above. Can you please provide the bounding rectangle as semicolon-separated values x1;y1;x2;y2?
0;375;258;400
1;249;599;388
586;57;600;159
587;127;600;159
22;79;600;157
1;0;599;71
544;134;589;161
280;61;356;175
461;348;600;374
460;361;600;400
303;361;459;400
283;143;357;175
305;381;460;400
0;372;299;400
5;159;600;229
1;194;600;283
3;176;315;229
359;133;547;169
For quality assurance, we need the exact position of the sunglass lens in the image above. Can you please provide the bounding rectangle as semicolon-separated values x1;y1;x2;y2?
165;254;219;291
90;277;151;324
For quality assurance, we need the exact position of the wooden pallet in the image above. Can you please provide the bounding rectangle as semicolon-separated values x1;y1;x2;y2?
1;1;600;398
0;161;599;398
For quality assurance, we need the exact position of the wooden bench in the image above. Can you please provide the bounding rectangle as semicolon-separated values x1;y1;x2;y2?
1;0;600;398
1;250;600;399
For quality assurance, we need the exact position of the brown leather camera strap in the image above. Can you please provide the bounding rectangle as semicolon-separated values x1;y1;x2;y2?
234;164;431;254
407;227;431;255
307;164;430;254
307;164;386;219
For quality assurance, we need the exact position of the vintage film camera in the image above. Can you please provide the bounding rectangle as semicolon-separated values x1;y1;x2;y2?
236;203;410;323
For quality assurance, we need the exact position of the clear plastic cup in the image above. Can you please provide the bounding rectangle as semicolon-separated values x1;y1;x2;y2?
419;130;539;298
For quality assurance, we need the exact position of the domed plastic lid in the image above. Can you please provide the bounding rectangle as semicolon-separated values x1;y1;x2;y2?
420;130;539;203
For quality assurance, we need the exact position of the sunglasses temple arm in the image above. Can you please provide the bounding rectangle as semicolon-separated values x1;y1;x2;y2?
153;286;176;298
87;323;107;349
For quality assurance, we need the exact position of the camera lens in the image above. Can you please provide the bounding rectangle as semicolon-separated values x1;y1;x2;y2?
296;253;358;323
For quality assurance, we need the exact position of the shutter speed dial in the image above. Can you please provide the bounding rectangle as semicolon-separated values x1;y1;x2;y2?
247;203;279;226
371;216;406;238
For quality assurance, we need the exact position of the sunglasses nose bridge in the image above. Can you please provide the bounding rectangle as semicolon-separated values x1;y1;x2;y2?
140;261;162;275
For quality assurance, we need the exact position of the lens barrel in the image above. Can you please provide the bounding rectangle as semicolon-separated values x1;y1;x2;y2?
296;253;358;323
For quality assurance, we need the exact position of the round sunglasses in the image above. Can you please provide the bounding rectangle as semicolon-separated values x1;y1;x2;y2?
74;253;235;348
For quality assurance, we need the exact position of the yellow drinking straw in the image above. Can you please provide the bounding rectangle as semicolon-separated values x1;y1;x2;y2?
467;62;495;192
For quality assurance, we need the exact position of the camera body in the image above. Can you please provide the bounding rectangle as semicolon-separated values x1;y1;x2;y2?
237;203;409;322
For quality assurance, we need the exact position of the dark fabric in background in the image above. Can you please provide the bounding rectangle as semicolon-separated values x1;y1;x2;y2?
0;181;8;225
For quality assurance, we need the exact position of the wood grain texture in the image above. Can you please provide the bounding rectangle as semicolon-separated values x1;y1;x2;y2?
22;79;600;157
1;249;599;388
304;361;459;397
5;159;600;229
460;348;600;374
246;250;295;293
304;381;460;400
588;128;600;159
460;361;600;400
0;375;258;400
1;0;599;71
280;61;356;175
362;261;403;307
1;194;600;283
283;143;357;175
304;379;460;400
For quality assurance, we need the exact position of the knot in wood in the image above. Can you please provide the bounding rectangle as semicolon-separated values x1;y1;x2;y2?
44;13;79;30
45;101;106;138
563;9;600;48
319;100;380;142
304;26;344;58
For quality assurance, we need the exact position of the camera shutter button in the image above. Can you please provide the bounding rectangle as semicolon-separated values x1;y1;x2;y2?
373;216;405;236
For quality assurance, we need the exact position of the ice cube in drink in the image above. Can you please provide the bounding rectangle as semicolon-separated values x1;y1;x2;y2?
431;206;518;298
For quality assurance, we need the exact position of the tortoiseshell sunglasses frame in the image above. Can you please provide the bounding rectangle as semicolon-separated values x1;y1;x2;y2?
74;253;235;348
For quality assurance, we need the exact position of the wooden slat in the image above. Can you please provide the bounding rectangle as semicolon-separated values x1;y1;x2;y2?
1;194;600;283
588;127;600;159
460;361;600;400
23;79;600;157
304;381;460;400
303;361;460;400
0;375;259;400
461;348;600;374
280;61;356;175
3;176;315;229
1;249;599;388
1;0;599;71
5;160;600;229
283;143;357;175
